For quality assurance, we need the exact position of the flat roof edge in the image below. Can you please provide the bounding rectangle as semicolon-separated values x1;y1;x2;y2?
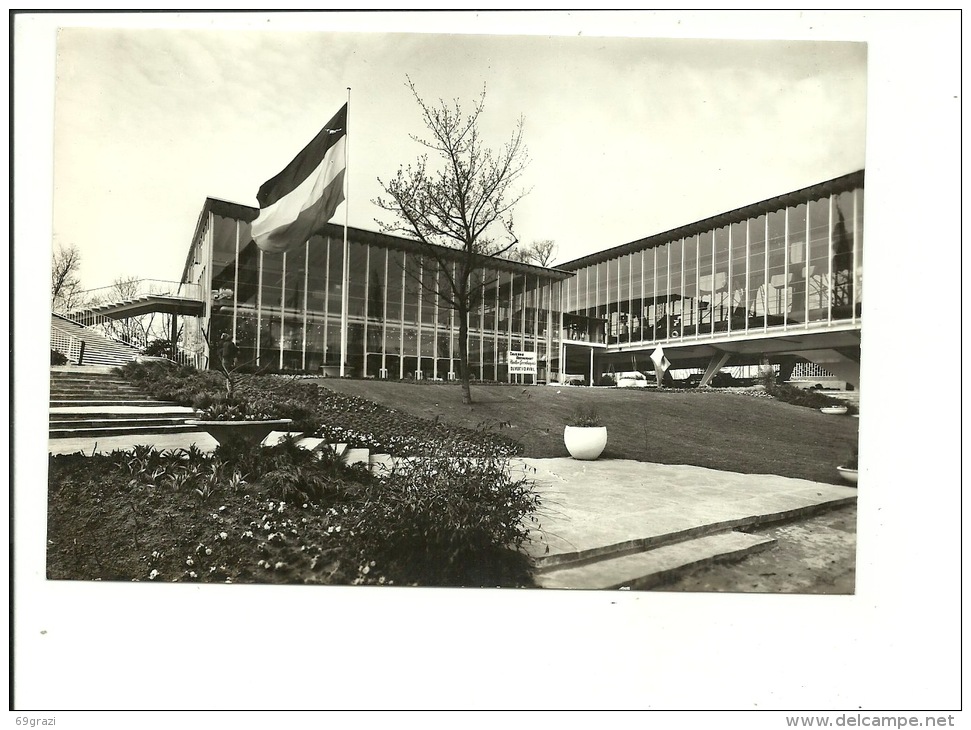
558;169;865;271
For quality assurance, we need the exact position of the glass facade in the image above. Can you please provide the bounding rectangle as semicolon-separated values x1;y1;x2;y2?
185;205;564;382
554;173;864;353
184;172;861;384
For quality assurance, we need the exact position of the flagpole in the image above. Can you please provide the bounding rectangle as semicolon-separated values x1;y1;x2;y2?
339;87;351;377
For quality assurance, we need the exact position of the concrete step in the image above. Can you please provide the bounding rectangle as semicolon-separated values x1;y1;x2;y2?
344;448;371;467
49;416;195;430
50;399;181;408
50;366;121;375
50;423;203;439
51;372;130;378
50;383;131;390
534;531;777;590
49;408;196;426
50;388;147;398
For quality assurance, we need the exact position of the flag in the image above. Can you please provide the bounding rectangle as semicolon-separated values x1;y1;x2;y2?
252;103;347;254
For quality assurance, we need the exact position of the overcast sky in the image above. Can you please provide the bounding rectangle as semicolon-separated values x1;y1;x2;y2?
45;13;869;290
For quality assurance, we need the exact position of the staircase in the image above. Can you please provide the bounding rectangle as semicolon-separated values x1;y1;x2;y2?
49;367;202;440
51;314;143;368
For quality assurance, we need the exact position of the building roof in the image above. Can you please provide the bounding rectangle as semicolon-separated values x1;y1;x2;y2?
557;169;865;271
184;197;574;282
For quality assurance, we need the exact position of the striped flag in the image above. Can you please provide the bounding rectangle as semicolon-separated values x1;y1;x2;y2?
252;103;347;254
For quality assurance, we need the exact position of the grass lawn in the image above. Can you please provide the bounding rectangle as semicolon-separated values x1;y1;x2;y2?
310;380;860;485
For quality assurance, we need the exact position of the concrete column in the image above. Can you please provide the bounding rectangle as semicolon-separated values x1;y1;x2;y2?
699;351;732;387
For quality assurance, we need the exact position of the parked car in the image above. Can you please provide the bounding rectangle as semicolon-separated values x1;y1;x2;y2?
615;371;650;388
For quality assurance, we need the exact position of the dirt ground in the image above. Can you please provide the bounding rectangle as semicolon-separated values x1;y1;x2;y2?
650;503;857;594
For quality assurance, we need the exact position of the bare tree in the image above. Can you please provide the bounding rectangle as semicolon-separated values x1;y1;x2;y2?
508;239;557;267
374;78;530;405
51;243;85;312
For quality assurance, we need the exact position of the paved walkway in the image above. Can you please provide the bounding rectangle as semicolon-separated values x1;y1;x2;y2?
49;431;218;456
511;458;857;569
48;434;857;588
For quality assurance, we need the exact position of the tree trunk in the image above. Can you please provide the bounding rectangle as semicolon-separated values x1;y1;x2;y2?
457;305;473;405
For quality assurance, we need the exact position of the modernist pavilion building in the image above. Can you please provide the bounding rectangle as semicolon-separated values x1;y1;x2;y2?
178;170;863;388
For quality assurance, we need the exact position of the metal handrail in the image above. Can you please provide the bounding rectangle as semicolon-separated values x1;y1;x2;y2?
53;309;203;369
50;325;84;364
66;280;203;312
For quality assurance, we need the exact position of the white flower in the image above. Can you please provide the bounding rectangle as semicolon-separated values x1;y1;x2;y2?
186;558;194;566
219;532;228;540
205;548;213;556
335;525;341;533
327;526;334;534
188;571;198;578
361;565;370;575
149;569;159;580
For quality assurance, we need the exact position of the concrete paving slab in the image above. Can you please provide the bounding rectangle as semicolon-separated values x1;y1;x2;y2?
513;458;857;569
48;431;219;456
535;532;777;590
49;405;196;414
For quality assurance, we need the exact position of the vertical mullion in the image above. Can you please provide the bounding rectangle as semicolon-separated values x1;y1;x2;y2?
232;220;239;340
256;249;263;362
363;245;370;374
852;188;859;323
399;253;406;379
323;238;330;367
639;247;645;343
301;241;309;371
679;237;685;339
652;244;658;343
762;217;768;331
783;207;790;330
744;220;750;334
382;248;388;375
828;195;834;324
804;204;811;330
709;231;715;337
279;252;286;370
727;227;733;337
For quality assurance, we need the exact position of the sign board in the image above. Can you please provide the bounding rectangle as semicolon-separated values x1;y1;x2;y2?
508;350;537;375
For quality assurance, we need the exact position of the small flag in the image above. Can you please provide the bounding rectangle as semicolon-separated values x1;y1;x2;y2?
252;103;347;254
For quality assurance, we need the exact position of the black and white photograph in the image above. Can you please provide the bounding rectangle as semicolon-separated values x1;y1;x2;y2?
11;9;962;716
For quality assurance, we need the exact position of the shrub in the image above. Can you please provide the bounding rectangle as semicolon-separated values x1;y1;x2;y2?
141;339;173;358
345;445;542;587
568;404;602;427
766;382;858;414
598;373;616;387
51;349;69;365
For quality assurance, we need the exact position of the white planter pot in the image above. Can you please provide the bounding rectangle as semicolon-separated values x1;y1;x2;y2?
837;466;858;484
564;426;608;460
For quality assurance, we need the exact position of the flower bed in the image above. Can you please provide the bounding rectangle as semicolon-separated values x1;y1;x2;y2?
47;438;541;587
116;362;522;456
